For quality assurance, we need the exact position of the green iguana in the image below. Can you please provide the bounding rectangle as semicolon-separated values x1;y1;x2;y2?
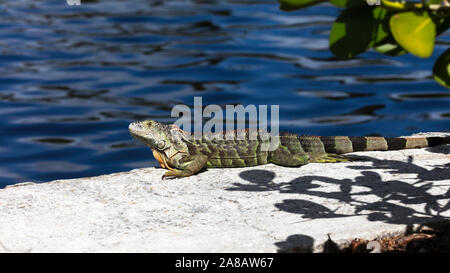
129;119;450;179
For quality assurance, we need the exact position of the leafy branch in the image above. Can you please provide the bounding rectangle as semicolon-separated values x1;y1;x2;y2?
279;0;450;88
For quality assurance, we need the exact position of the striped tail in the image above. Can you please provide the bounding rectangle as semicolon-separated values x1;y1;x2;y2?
318;136;450;154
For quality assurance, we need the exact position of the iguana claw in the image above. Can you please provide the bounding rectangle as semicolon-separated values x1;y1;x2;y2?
162;170;180;180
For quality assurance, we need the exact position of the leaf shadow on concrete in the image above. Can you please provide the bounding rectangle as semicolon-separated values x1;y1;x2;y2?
227;153;450;252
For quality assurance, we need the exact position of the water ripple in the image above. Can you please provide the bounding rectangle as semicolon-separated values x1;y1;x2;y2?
0;0;448;186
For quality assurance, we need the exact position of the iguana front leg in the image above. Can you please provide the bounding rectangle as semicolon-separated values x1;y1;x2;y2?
162;154;209;179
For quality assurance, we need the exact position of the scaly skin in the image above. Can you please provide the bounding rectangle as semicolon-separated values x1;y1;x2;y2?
129;120;450;179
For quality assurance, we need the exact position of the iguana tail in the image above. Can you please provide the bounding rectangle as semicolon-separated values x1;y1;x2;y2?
317;136;450;154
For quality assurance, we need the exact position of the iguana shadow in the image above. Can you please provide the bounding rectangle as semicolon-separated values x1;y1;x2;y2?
228;154;450;252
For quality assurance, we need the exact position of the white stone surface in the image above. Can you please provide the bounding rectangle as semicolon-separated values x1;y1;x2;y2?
0;134;449;252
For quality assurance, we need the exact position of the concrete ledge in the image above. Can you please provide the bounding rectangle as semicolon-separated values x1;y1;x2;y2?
0;133;449;252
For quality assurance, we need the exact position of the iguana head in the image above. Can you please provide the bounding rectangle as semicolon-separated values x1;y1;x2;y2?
129;120;190;170
128;120;173;151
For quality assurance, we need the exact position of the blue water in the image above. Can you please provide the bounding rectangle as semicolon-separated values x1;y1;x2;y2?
0;0;449;186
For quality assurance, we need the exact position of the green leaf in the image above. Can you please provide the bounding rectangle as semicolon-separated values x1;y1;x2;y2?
427;0;443;4
278;0;326;11
329;0;366;8
329;7;392;58
389;12;436;58
329;8;375;58
381;0;406;10
372;7;391;44
433;48;450;88
372;7;407;56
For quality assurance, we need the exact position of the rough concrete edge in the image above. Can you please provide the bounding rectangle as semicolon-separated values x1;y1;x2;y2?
2;132;449;252
3;168;140;189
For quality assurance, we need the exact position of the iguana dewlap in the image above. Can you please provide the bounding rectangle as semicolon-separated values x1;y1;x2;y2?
129;120;450;179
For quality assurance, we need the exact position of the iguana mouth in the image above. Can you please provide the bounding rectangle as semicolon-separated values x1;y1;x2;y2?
128;122;153;145
128;121;144;135
129;131;148;144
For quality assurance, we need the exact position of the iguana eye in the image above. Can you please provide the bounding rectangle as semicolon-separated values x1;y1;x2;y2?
156;140;166;150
